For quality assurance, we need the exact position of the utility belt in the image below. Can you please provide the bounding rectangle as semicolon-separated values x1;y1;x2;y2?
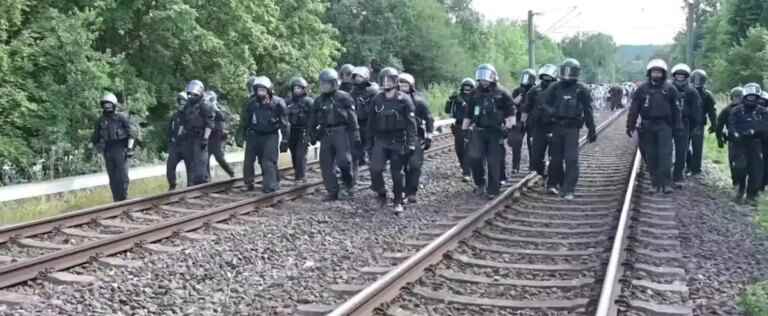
552;116;582;127
247;128;279;135
375;130;406;143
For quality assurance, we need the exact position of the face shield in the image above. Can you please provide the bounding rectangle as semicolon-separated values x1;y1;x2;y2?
382;76;398;90
475;69;495;82
520;73;534;86
561;66;578;80
320;81;336;94
399;81;411;92
293;86;306;97
101;101;115;113
255;87;269;98
353;74;366;85
650;70;664;81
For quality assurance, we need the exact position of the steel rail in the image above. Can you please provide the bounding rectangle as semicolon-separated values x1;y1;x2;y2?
595;148;642;315
0;128;454;244
0;138;458;289
328;109;627;316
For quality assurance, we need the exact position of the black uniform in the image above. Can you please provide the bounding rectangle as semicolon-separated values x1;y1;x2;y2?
510;85;533;173
310;90;359;199
542;81;596;196
608;85;625;110
727;103;768;200
350;83;378;168
166;111;188;189
687;88;717;175
524;81;555;176
672;83;702;184
209;107;235;178
180;97;216;185
91;112;137;202
368;91;417;204
445;92;472;177
465;85;515;196
715;102;739;186
340;82;354;94
286;94;314;181
628;82;681;191
405;92;434;198
239;96;290;192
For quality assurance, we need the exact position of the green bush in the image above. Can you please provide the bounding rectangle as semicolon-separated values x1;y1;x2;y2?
740;281;768;316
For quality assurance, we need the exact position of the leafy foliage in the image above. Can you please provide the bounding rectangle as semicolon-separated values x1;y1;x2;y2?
560;32;618;83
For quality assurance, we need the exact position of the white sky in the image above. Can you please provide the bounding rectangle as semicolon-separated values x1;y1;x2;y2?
472;0;687;45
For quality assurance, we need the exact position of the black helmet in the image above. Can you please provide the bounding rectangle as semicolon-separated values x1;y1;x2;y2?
460;77;476;89
340;64;354;80
475;64;498;83
559;58;581;81
520;68;536;86
289;76;309;89
318;68;339;94
378;67;400;91
691;69;707;88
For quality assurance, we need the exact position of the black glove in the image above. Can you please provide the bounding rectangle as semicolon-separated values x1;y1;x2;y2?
423;137;432;150
405;145;416;157
279;140;289;153
717;138;725;148
626;127;634;138
200;141;208;151
588;129;597;143
708;125;717;134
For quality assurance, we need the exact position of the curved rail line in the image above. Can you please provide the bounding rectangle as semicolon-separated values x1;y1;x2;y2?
328;109;649;315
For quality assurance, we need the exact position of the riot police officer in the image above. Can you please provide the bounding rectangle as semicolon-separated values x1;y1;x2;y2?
445;78;476;182
309;69;360;201
350;66;378;169
206;91;236;179
669;63;702;187
368;67;417;213
627;59;681;194
715;87;745;187
167;92;187;190
237;76;290;193
541;59;597;199
286;77;314;183
509;68;537;175
462;64;516;199
91;93;138;202
339;64;355;93
524;64;559;176
180;80;216;186
727;83;768;204
689;69;718;176
399;72;434;204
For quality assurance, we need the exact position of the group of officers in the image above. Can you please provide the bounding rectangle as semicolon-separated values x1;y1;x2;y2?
89;55;768;210
627;59;768;204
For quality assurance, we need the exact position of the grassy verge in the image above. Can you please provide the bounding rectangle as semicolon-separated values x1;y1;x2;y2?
740;281;768;316
0;176;169;226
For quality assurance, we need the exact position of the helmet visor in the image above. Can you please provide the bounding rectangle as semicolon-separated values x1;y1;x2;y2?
521;73;533;86
692;75;706;87
476;69;495;82
561;66;578;80
744;85;761;97
319;81;336;93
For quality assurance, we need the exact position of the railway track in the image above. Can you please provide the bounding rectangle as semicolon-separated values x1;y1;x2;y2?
0;127;457;294
326;111;693;316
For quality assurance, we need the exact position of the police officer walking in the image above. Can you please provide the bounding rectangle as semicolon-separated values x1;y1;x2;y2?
205;91;236;179
167;92;187;190
669;64;702;188
715;87;745;187
463;64;516;199
180;80;216;186
510;68;537;174
286;77;314;183
368;67;417;213
445;78;476;182
237;76;290;193
727;83;768;204
689;69;718;176
523;64;559;176
399;72;434;204
350;66;378;169
627;59;681;194
541;59;597;199
309;69;360;201
91;93;138;202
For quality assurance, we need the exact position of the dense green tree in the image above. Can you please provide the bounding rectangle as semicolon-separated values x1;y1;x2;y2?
560;32;618;83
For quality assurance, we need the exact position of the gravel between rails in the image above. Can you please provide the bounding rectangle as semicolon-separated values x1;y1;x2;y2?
675;163;768;316
0;147;485;315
